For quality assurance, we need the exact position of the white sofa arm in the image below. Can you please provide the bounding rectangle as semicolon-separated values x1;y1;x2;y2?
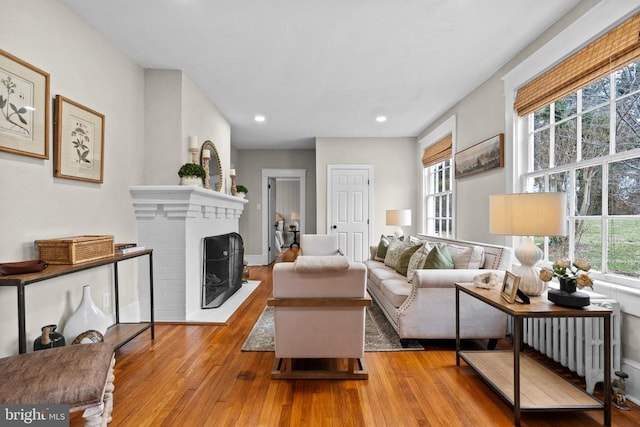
413;269;506;289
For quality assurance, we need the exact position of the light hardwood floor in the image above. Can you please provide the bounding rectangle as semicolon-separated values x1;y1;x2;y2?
71;257;640;426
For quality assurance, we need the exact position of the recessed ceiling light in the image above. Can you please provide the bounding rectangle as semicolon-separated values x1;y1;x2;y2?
376;116;387;123
254;115;266;123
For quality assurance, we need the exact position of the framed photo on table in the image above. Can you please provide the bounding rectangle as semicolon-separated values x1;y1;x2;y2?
54;95;105;183
501;271;520;304
0;50;50;158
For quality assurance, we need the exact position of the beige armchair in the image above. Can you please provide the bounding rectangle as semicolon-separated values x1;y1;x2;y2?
268;234;370;379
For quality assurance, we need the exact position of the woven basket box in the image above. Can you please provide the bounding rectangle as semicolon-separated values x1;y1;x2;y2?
36;235;114;264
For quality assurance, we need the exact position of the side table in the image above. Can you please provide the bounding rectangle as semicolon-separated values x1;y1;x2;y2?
290;230;300;248
455;282;611;426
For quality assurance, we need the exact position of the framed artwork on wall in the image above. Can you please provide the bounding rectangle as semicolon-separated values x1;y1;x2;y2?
0;49;50;158
54;95;105;183
455;133;504;178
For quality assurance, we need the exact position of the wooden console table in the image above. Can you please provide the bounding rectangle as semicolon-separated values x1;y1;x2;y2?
455;282;611;426
0;250;154;354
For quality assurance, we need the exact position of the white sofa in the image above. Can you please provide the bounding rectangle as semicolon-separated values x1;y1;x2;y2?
364;235;513;346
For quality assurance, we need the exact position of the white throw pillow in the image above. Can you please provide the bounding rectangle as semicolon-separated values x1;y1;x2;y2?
445;244;485;269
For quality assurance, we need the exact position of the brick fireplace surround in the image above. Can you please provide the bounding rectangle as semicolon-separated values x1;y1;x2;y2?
130;186;247;321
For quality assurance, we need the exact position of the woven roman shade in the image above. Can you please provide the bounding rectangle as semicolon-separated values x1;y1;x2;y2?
422;134;452;168
514;12;640;116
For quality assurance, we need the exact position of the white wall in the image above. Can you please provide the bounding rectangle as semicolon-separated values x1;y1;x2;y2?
0;0;144;356
315;137;417;241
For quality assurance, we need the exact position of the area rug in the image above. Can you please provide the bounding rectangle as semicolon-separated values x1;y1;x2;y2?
241;298;424;351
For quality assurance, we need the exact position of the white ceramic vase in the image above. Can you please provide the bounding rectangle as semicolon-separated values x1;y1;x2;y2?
63;285;111;344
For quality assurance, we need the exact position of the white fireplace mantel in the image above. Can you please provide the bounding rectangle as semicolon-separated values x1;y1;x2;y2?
130;185;247;220
129;185;247;321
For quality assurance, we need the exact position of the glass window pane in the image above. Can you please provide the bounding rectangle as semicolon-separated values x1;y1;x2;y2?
447;194;452;217
442;196;448;219
555;118;577;166
615;60;640;98
534;105;550;130
549;171;569;193
575;165;602;216
555;93;577;121
549;236;569;262
533;129;550;171
575;219;602;272
608;219;640;278
615;93;640;153
582;105;610;160
609;158;640;215
528;176;544;192
435;196;441;217
583;76;610;110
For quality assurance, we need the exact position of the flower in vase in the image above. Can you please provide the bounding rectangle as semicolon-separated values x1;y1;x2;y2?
539;258;593;290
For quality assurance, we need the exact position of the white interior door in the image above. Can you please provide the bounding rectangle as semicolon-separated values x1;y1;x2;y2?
328;165;372;262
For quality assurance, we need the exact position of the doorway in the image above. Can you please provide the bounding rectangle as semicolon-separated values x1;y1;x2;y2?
261;168;306;264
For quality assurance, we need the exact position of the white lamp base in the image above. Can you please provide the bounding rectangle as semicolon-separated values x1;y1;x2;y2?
513;237;547;296
393;227;404;238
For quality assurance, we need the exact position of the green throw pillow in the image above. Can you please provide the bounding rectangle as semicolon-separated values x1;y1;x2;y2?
394;243;423;276
423;245;454;270
375;235;392;261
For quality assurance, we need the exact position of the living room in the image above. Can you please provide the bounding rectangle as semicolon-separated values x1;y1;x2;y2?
1;0;639;425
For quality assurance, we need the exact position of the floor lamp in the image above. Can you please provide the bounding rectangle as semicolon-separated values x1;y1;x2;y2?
386;209;411;239
490;193;567;296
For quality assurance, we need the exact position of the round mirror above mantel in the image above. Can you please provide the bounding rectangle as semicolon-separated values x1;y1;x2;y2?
200;140;223;191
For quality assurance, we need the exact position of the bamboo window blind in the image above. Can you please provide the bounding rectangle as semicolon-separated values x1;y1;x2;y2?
514;12;640;116
422;134;452;168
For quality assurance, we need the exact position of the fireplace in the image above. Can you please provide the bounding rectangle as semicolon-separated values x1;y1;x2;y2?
202;232;244;308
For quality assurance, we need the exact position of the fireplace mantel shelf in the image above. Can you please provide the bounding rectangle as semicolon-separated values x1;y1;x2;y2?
130;185;247;219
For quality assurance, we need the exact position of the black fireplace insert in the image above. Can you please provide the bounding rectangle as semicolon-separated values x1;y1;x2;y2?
202;232;244;308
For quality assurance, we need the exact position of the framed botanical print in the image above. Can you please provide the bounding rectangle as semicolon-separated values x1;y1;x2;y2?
0;49;50;158
54;95;105;183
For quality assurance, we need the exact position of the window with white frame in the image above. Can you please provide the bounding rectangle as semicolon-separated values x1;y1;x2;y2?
522;60;640;283
423;159;453;237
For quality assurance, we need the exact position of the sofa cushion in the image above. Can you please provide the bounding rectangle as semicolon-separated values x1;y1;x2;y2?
369;265;404;282
379;278;412;308
374;235;392;261
424;245;454;269
384;239;409;269
394;243;423;276
406;243;431;282
445;244;485;269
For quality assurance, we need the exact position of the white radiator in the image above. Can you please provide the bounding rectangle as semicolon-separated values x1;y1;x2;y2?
522;299;621;394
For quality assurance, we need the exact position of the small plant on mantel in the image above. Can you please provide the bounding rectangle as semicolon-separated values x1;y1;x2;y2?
178;163;206;179
236;184;248;195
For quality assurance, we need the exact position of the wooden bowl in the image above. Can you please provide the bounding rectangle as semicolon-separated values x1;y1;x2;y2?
0;260;47;275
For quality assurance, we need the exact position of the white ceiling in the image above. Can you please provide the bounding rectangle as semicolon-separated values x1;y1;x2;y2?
62;0;581;149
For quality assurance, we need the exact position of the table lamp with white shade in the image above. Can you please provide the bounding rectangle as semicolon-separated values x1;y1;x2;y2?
290;211;300;230
490;192;567;296
386;209;411;239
